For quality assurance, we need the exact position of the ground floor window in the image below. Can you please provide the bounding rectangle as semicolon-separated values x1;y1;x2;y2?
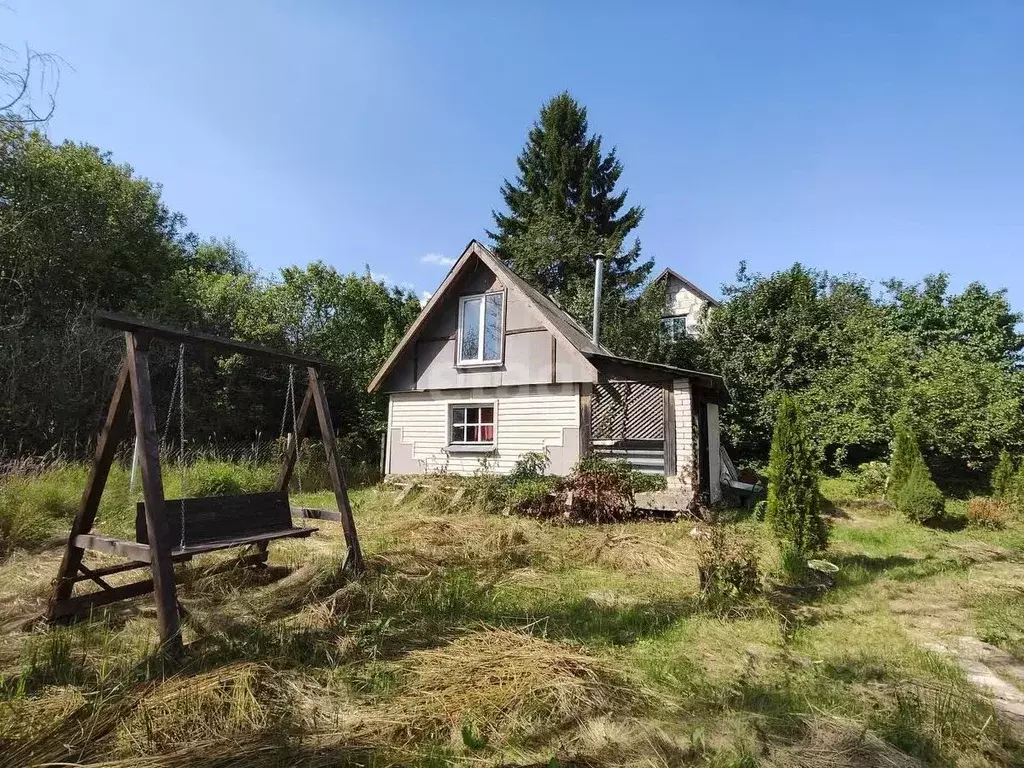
450;404;495;444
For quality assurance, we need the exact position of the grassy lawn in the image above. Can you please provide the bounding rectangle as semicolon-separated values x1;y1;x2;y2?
1;473;1023;766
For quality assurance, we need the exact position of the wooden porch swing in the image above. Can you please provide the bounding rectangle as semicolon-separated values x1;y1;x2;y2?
47;311;364;654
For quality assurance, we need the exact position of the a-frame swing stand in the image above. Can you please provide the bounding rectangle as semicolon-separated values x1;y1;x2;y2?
47;312;364;655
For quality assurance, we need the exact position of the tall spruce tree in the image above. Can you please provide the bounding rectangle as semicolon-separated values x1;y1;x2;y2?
489;93;653;334
765;394;828;554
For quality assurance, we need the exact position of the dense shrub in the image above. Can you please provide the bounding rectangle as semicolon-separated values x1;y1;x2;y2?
853;461;889;498
992;450;1016;499
565;455;635;522
897;458;945;524
505;476;559;511
506;456;668;523
630;470;667;494
510;451;548;480
887;422;921;501
967;498;1007;530
765;394;828;555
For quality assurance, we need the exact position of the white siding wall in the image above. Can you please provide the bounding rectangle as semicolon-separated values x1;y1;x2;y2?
672;378;694;493
666;277;711;336
389;384;579;475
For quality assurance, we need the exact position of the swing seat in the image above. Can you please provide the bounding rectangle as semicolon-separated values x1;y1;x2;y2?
135;491;317;555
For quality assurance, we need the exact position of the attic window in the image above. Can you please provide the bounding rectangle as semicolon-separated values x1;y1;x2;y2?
458;291;504;365
661;315;687;341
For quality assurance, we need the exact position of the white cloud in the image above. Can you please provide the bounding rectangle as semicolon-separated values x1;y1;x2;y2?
420;291;433;302
421;253;455;267
370;272;391;284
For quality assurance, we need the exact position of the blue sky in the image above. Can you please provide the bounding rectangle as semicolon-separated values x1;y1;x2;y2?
5;1;1023;306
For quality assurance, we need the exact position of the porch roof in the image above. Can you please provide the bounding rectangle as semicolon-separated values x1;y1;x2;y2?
586;351;731;402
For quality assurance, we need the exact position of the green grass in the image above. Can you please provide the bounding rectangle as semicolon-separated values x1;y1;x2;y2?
975;589;1024;661
0;466;1022;766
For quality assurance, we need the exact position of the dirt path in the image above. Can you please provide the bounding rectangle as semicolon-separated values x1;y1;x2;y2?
885;556;1024;727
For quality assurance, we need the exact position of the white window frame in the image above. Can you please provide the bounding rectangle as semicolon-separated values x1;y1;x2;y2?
457;290;505;366
661;314;688;341
447;402;497;449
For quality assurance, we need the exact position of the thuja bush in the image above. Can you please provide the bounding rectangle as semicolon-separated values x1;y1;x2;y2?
887;422;922;502
897;457;945;525
992;450;1016;499
764;394;828;555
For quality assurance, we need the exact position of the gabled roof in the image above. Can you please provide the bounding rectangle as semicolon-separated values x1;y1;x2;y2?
367;240;729;398
653;267;720;307
367;240;601;392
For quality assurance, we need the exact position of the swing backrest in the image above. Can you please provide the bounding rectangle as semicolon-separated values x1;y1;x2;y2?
136;491;295;548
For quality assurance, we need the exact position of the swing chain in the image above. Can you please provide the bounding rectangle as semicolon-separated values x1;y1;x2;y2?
279;365;302;493
175;344;187;552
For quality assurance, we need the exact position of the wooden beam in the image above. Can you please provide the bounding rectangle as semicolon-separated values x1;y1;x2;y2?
49;579;156;622
70;559;168;582
294;507;347;523
550;334;557;384
49;362;132;617
663;385;676;476
171;527;315;556
74;534;152;562
94;311;326;369
579;383;593;457
76;563;115;593
308;367;364;571
125;331;183;655
697;394;711;504
506;326;546;336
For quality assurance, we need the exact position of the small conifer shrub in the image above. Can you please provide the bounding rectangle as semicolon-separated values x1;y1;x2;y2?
991;450;1016;500
764;394;828;554
897;456;945;524
887;421;922;502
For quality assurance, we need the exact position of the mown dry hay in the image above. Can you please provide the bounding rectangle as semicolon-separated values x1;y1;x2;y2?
585;530;695;578
368;628;650;743
766;717;923;768
111;662;278;754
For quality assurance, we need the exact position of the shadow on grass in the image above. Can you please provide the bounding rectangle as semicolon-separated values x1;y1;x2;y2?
182;559;706;671
827;551;973;591
925;514;968;532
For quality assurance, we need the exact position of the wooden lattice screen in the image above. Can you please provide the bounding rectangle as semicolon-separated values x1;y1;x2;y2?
592;382;665;441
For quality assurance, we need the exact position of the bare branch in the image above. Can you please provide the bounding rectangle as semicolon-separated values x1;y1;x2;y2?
0;41;62;126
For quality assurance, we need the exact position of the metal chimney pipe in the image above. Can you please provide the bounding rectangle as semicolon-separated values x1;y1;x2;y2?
591;251;605;344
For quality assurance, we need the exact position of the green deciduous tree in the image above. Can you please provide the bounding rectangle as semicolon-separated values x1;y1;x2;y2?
0;126;190;453
703;262;1024;484
702;263;874;461
0;126;421;461
0;126;188;324
765;394;828;555
884;274;1023;366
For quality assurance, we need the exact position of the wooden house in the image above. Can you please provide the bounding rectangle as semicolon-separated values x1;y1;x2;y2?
367;241;729;505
